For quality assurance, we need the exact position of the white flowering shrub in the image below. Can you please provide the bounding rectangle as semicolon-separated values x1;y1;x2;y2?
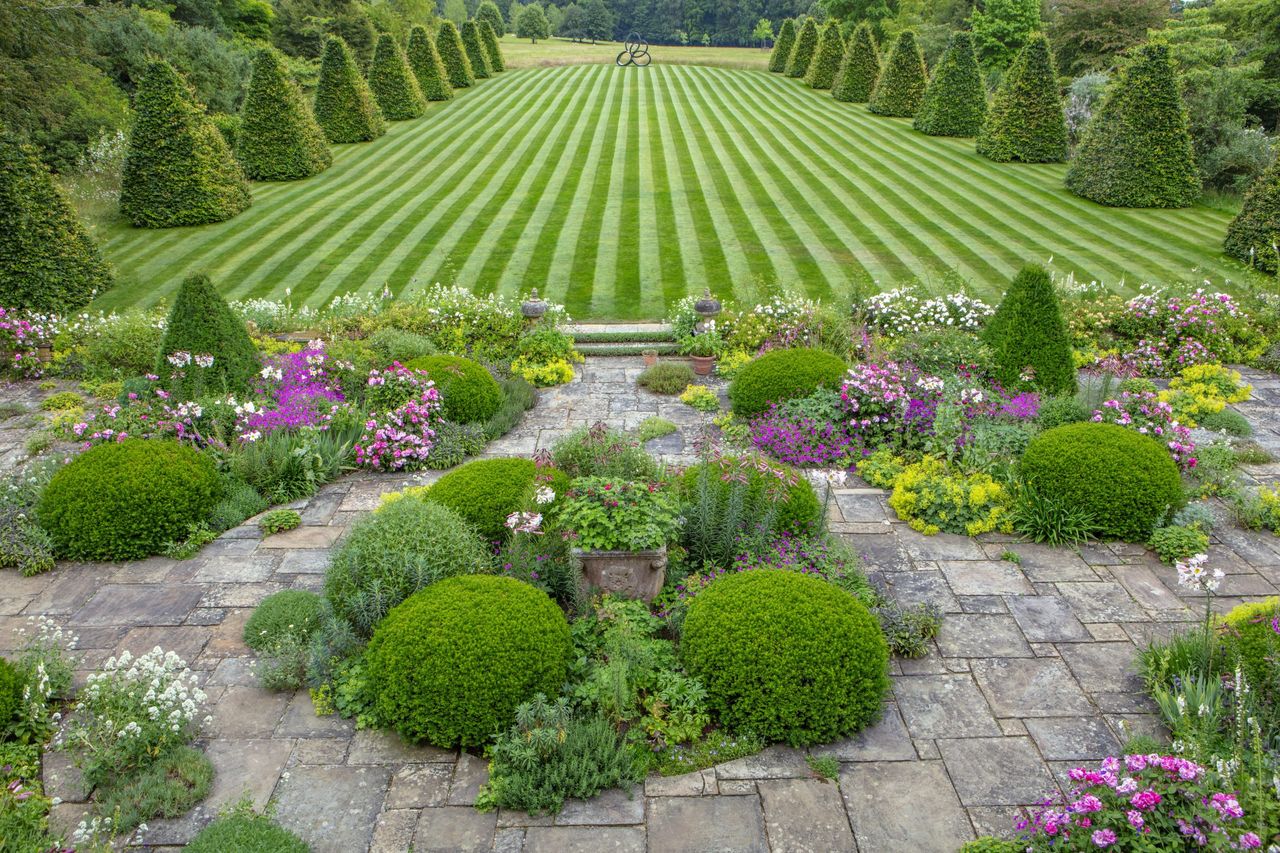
7;615;78;743
862;288;993;335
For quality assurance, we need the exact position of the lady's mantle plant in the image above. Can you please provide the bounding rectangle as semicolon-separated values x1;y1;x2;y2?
558;478;681;551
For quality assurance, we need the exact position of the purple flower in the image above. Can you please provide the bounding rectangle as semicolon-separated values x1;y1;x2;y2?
1091;828;1117;847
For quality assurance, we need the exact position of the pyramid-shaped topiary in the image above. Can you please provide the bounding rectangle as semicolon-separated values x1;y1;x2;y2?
438;21;475;89
833;22;879;103
1224;159;1280;274
913;31;986;137
120;61;251;229
407;26;454;101
460;20;492;80
369;33;427;120
975;34;1067;163
805;21;845;90
0;133;113;312
479;20;505;72
769;19;797;73
869;31;927;117
1064;44;1199;209
981;264;1076;396
158;273;260;397
476;0;506;36
785;18;819;79
315;36;386;144
238;48;332;181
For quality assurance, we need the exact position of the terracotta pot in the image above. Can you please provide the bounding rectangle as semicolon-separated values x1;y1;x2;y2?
689;355;715;375
642;351;659;367
572;546;667;601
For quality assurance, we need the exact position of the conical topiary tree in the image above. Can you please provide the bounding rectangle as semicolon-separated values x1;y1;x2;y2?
479;20;505;72
805;22;844;90
438;20;475;89
1225;160;1280;274
315;36;386;144
769;19;797;73
368;33;426;120
913;31;986;137
460;20;492;79
238;48;332;181
833;22;879;103
786;18;819;79
158;273;260;397
476;0;506;35
407;26;454;101
120;61;251;228
975;34;1067;163
0;133;113;312
869;31;927;117
1064;44;1200;209
981;264;1076;396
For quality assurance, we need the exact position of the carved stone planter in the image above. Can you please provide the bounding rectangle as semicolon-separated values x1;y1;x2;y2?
572;546;668;601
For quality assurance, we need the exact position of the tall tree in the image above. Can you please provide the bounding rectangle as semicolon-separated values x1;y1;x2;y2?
314;35;386;143
769;18;797;72
914;30;986;137
368;32;426;119
833;21;880;103
437;20;476;87
120;61;251;228
475;0;506;35
1047;0;1170;76
515;4;551;42
580;0;616;43
406;25;454;101
869;30;927;117
975;34;1068;163
752;18;774;48
819;0;892;41
238;48;332;181
1065;44;1200;208
460;20;492;78
1224;159;1280;274
969;0;1040;71
785;17;819;78
805;21;844;89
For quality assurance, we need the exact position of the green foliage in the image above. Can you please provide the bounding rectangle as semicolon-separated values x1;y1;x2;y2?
1065;44;1200;208
366;575;572;747
1037;396;1090;429
158;273;260;397
425;457;554;541
1221;598;1280;703
968;0;1041;71
324;496;486;637
259;508;302;534
869;31;928;118
959;839;1026;853
515;4;551;42
404;355;503;422
981;264;1077;396
806;754;839;780
476;1;507;36
95;745;214;833
1010;482;1096;546
976;34;1069;163
1149;524;1211;564
1198;408;1253;437
0;133;113;312
638;362;697;394
209;475;269;532
559;477;681;551
769;19;797;73
438;20;476;87
37;439;222;561
483;376;537;440
314;36;386;144
805;22;845;90
651;729;765;776
681;571;889;746
1224;156;1280;275
785;18;819;79
727;347;848;419
460;21;492;80
245;589;324;651
833;22;880;103
479;20;506;73
39;391;82;411
238;48;332;182
1019;422;1184;541
186;800;310;853
366;326;438;363
872;599;943;658
551;424;661;481
0;657;22;738
888;455;1012;536
636;417;677;443
914;31;986;137
406;26;454;102
120;61;251;229
0;504;56;578
368;34;426;121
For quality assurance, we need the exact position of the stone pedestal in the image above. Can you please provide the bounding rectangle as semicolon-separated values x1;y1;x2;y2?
572;546;667;601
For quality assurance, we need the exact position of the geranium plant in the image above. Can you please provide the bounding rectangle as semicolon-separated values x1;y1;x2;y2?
558;477;681;551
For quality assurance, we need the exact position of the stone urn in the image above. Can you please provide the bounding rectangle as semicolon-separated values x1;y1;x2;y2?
689;355;715;376
521;289;548;320
572;546;668;601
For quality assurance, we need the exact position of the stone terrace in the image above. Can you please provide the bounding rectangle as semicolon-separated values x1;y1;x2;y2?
5;361;1280;852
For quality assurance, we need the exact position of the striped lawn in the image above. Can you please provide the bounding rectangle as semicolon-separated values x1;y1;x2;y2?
97;64;1241;320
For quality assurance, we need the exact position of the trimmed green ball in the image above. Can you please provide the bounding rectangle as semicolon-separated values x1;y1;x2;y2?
405;355;503;423
727;348;847;419
426;457;568;542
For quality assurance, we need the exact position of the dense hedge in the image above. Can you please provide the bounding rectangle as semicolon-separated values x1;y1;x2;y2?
426;457;568;541
438;21;476;89
728;347;848;418
315;36;386;144
1225;158;1280;274
1019;423;1183;541
460;21;492;79
805;22;844;90
406;26;454;102
366;576;572;747
37;439;223;560
833;22;879;103
1065;44;1200;209
785;18;819;79
981;264;1076;396
769;19;797;73
404;354;503;423
869;31;927;118
158;273;260;395
479;20;505;73
369;34;426;121
0;133;113;312
238;48;332;181
120;61;251;228
975;34;1067;163
324;497;486;636
914;31;986;137
682;571;889;746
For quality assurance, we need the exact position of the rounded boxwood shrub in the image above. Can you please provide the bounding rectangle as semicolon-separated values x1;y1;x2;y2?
404;355;503;423
37;439;222;561
681;571;889;746
728;347;847;419
244;589;325;651
1019;422;1183;541
1220;598;1280;702
366;575;572;747
324;497;486;637
425;457;569;542
0;656;23;737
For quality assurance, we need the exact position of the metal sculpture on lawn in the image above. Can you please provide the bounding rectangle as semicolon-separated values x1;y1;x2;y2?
616;33;651;67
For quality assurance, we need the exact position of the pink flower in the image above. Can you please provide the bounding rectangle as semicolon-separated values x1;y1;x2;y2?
1091;828;1117;847
1130;789;1162;811
1239;832;1261;848
1126;810;1144;829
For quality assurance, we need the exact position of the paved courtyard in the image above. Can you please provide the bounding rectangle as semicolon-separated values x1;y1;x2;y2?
5;360;1280;852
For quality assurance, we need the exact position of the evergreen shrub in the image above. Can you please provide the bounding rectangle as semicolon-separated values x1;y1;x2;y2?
438;21;476;89
158;273;260;396
314;36;386;143
244;590;325;651
832;22;880;103
238;48;332;181
769;19;797;73
914;31;986;137
406;26;453;102
425;457;564;541
480;20;505;72
805;22;844;90
981;264;1076;396
1225;158;1280;274
785;18;819;79
975;34;1068;163
404;354;503;423
727;347;848;418
869;31;928;117
461;21;492;79
368;34;426;121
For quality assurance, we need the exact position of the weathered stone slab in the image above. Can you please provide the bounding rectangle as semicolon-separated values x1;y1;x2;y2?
192;555;277;583
71;583;204;626
207;684;290;738
523;826;645;852
1006;596;1091;642
556;786;644;825
413;806;496;852
370;809;418;853
894;674;1001;738
938;737;1056;806
936;614;1032;658
203;737;293;811
1025;716;1121;761
258;525;344;549
904;533;987;562
971;658;1093;718
841;761;973;852
884;570;961;613
645;769;717;797
758;778;855;853
272;765;391;853
275;689;354;737
812;705;916;762
1057;641;1143;695
347;728;454;764
939;560;1034;596
1111;563;1190;614
714;744;808;779
386;763;452;808
646;795;768;853
1057;582;1146;623
447;750;489;805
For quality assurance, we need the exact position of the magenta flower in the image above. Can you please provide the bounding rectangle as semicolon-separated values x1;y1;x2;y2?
1091;828;1117;847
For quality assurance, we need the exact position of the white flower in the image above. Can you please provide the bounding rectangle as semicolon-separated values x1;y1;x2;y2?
534;486;556;505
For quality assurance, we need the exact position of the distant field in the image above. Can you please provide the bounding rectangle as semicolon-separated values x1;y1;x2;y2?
96;64;1242;319
499;35;770;70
